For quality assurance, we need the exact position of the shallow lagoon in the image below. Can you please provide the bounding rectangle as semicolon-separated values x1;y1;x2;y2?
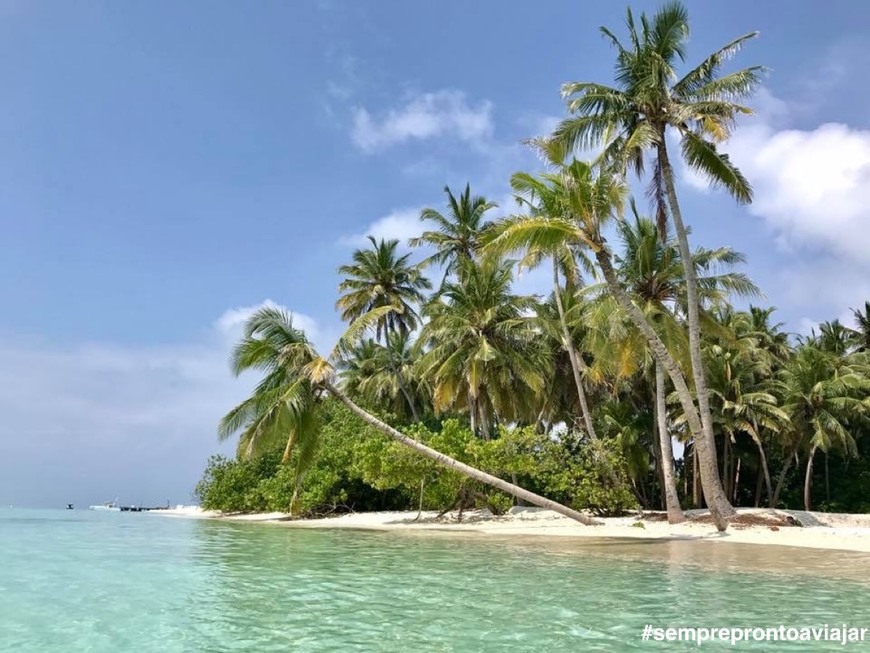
2;510;869;652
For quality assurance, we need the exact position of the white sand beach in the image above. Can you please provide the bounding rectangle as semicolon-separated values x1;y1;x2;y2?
151;506;870;553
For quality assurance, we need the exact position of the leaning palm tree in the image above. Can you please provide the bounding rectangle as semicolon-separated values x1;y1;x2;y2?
553;2;763;522
418;258;550;439
484;159;734;529
617;215;759;517
336;236;431;420
410;184;497;283
218;306;598;524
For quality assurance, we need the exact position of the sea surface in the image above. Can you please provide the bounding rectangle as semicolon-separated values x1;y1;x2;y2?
2;509;870;652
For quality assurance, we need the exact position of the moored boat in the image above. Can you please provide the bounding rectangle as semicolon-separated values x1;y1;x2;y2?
89;500;120;512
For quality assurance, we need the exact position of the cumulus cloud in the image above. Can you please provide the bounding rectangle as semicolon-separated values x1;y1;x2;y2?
728;122;870;264
681;88;870;319
351;90;493;152
0;300;323;508
215;299;321;346
339;207;424;247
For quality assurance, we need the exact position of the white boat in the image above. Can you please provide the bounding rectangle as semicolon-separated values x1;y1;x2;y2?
89;499;120;512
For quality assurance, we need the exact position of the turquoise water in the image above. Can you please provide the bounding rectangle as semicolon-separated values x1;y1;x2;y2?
2;510;870;652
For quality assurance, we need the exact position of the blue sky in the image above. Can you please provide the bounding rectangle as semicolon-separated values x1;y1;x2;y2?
2;1;869;508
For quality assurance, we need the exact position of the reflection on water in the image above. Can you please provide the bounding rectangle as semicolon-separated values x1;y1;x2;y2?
1;510;869;652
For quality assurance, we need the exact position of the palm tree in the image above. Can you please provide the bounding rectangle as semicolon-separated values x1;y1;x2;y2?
418;258;549;439
747;306;791;363
218;306;599;524
811;320;854;357
847;301;870;352
339;333;429;421
774;345;870;510
410;184;497;283
483;160;733;529
703;308;789;507
483;171;600;439
336;236;431;420
553;2;762;523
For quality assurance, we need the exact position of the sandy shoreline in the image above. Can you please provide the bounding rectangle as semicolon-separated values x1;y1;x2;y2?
149;505;870;553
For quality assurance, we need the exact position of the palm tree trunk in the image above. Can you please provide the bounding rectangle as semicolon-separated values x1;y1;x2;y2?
771;448;798;508
594;248;733;530
552;256;597;439
656;139;733;521
479;397;492;441
804;445;818;512
650;415;664;509
732;456;741;504
289;471;305;514
325;381;601;525
281;432;297;464
746;429;772;507
753;459;763;508
656;360;685;523
693;445;702;508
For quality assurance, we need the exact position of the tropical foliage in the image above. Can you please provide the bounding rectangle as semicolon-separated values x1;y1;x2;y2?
198;1;870;526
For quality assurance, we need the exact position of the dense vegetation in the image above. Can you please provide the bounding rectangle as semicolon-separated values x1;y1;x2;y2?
196;2;870;527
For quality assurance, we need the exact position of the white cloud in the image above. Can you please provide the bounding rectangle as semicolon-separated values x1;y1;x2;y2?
730;122;870;264
683;90;870;267
215;299;320;346
351;90;493;152
681;88;870;320
0;300;327;508
339;207;423;247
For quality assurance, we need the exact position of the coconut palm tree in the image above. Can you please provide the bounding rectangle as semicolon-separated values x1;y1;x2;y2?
218;306;599;524
483;159;733;529
409;184;497;283
418;258;549;439
811;320;854;357
483;173;600;439
553;2;762;522
847;301;870;352
336;236;431;420
703;308;789;506
589;215;756;520
774;345;870;510
339;333;429;421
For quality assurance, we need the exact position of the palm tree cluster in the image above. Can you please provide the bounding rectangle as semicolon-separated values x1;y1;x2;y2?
214;2;870;529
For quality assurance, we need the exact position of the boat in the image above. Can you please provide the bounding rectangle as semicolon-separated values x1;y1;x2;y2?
89;499;120;512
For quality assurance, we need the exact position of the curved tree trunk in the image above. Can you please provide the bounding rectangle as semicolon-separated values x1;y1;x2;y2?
656;360;686;523
746;428;772;508
804;445;818;512
771;448;798;508
552;256;597;439
280;431;297;465
595;248;733;530
656;139;734;523
325;381;601;525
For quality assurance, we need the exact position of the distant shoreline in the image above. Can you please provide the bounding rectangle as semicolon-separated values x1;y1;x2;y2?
151;506;870;553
